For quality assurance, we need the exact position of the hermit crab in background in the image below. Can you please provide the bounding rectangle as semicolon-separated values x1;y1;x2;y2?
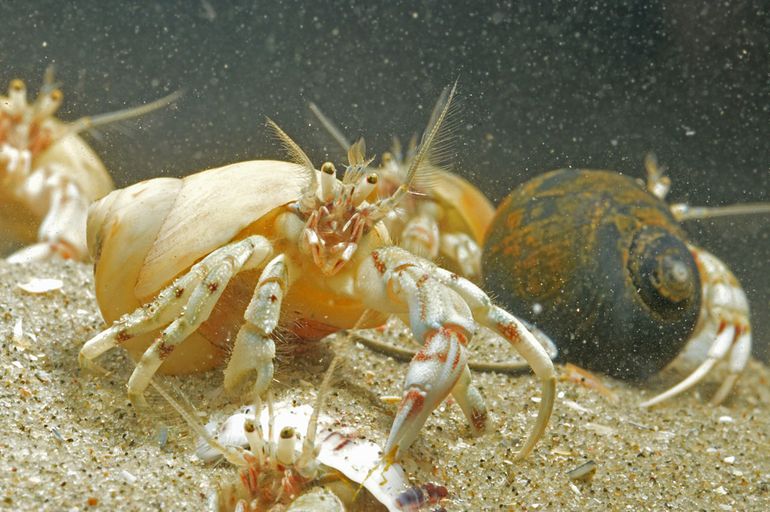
482;155;768;407
0;69;178;262
309;89;494;281
79;84;556;462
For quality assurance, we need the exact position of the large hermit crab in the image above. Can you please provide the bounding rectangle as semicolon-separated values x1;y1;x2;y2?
0;70;177;262
79;85;556;461
310;91;495;280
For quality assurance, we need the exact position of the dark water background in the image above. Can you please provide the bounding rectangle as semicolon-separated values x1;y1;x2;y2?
1;0;767;361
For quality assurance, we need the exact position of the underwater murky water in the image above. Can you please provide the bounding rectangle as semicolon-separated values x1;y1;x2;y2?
0;1;768;510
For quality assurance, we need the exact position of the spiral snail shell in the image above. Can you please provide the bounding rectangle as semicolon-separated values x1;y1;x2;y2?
482;168;702;380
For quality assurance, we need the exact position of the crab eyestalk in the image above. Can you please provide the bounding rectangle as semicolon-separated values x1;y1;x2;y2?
320;161;337;202
33;88;63;122
352;172;378;205
276;427;298;466
7;79;28;114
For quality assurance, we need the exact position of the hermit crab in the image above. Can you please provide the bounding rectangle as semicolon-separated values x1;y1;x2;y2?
79;85;556;462
482;155;764;406
0;69;178;262
309;89;494;281
154;356;417;512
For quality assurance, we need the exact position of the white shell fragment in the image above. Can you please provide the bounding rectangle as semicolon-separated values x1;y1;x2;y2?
198;401;410;512
17;277;64;294
566;460;597;482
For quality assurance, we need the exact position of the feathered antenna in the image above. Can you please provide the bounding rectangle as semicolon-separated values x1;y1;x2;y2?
408;81;461;191
366;81;460;220
266;117;319;213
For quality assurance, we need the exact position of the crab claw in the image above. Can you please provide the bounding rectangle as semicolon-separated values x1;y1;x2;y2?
384;326;470;460
640;246;751;408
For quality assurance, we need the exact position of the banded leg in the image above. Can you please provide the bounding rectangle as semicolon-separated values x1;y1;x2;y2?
640;246;751;407
429;265;556;459
358;246;552;460
450;365;489;435
439;231;482;279
78;236;273;403
363;249;476;460
400;213;440;261
223;254;288;401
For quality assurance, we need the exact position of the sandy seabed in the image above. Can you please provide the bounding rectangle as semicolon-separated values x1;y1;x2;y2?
0;259;768;511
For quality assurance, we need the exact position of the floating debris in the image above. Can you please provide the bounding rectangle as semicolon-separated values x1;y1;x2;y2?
566;460;597;482
17;277;63;294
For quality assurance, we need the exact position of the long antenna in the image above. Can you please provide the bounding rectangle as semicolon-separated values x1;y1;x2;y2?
309;102;351;151
672;202;770;221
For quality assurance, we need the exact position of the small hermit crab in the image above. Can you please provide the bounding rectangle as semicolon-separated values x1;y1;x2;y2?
482;155;766;407
79;84;556;462
309;89;494;281
0;70;178;262
154;357;415;511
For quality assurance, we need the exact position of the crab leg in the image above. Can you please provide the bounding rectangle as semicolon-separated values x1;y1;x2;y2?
223;253;288;400
640;246;751;407
430;266;556;459
359;246;554;460
7;164;90;262
79;236;273;402
359;247;478;460
400;213;440;260
439;231;482;279
0;145;32;189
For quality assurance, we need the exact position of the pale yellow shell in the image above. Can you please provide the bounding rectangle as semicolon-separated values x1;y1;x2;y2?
429;167;495;244
87;160;311;373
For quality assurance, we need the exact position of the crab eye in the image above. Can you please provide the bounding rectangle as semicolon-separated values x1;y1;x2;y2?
320;162;337;201
9;79;25;92
366;173;378;185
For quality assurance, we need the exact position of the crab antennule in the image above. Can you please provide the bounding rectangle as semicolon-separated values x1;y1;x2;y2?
266;118;318;213
366;83;458;222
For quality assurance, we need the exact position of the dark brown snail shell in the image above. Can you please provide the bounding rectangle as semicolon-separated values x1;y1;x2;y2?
482;169;702;380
